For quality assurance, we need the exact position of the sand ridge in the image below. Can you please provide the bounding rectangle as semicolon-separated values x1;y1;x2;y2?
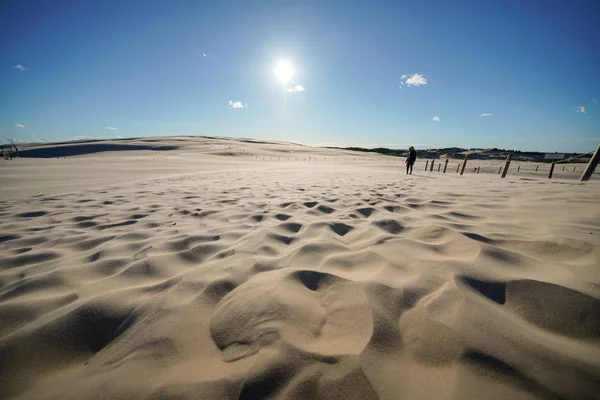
1;137;599;400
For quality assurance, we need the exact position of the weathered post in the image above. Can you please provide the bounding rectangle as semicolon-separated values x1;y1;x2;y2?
548;162;556;179
536;165;539;172
573;166;576;172
498;166;502;174
430;160;435;172
460;154;469;175
562;166;565;171
501;154;512;178
444;159;449;173
517;166;520;172
437;164;441;172
10;142;21;157
580;145;600;182
425;160;429;171
456;164;460;173
477;166;480;174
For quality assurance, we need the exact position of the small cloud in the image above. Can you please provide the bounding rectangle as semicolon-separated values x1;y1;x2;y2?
13;64;26;71
286;85;306;92
432;116;440;122
479;113;492;117
104;126;117;130
577;106;586;113
229;100;246;109
400;73;428;88
202;53;207;57
15;123;24;128
591;99;598;105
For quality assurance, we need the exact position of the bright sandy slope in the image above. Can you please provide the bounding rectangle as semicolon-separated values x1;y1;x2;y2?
0;136;599;400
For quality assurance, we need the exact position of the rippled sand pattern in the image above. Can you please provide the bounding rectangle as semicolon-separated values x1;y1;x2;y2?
1;152;599;400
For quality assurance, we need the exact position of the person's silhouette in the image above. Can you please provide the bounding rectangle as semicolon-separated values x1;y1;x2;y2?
406;146;417;174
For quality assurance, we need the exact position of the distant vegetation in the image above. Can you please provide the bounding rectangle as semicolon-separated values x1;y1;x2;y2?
324;146;586;163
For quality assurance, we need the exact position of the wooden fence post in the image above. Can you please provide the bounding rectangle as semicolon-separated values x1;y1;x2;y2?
430;160;435;172
477;166;480;174
548;162;556;179
425;160;429;171
580;145;600;182
437;164;441;172
501;154;512;178
456;164;460;173
443;159;449;173
517;166;520;172
498;166;502;174
10;142;21;157
460;154;469;175
536;165;539;172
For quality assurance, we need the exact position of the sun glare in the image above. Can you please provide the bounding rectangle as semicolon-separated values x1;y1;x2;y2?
274;60;294;83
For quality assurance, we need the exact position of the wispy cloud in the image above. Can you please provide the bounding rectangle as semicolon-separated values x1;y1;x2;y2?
228;100;247;109
432;116;440;122
479;113;492;117
104;126;117;130
202;53;207;57
13;64;26;71
591;99;598;106
400;73;428;88
15;123;24;128
577;106;586;113
286;85;305;93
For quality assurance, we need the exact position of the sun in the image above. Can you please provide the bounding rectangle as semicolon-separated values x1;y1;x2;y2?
274;60;294;83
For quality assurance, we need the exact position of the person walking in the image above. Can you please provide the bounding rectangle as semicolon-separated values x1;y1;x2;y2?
406;146;417;174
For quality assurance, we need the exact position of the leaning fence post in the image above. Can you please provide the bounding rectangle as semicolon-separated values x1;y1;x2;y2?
443;159;449;173
477;166;480;174
548;162;556;179
456;164;460;173
460;154;469;175
501;154;512;178
517;166;520;172
580;145;600;182
437;164;441;172
425;160;429;171
430;160;435;172
498;166;502;174
536;165;539;172
10;142;21;157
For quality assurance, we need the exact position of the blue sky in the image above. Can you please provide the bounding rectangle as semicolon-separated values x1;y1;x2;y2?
1;0;598;152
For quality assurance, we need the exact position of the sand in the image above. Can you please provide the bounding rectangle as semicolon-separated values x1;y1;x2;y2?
1;136;599;400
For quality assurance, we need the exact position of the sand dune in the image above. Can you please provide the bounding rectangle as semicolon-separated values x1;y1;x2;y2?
1;137;599;400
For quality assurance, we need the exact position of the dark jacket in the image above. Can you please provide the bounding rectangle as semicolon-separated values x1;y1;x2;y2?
408;149;417;165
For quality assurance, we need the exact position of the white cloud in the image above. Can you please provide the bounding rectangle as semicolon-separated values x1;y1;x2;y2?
229;100;246;109
14;64;26;71
202;53;207;57
286;85;306;92
400;73;428;88
479;113;492;117
15;123;24;128
577;106;586;113
104;126;117;130
432;116;440;122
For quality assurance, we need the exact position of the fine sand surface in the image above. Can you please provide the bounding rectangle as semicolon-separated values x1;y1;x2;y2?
1;137;599;400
